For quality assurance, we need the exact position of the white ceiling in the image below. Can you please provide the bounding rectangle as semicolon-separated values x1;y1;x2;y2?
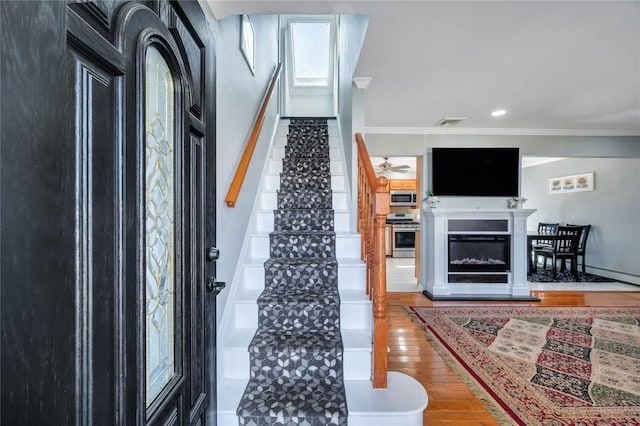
204;1;640;134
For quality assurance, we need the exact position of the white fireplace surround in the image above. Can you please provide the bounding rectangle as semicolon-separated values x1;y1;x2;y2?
421;208;536;299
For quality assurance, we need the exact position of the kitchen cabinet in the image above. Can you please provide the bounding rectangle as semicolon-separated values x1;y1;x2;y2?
388;179;416;190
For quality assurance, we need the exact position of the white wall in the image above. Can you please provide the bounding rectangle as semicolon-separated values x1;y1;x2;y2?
211;14;280;327
522;157;640;283
364;132;640;209
338;15;369;197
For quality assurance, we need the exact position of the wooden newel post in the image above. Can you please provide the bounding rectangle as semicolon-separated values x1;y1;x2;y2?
372;177;389;388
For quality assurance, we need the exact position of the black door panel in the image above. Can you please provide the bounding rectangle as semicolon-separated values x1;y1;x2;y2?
1;1;216;425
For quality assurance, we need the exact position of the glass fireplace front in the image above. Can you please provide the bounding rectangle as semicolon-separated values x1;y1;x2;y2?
448;235;511;272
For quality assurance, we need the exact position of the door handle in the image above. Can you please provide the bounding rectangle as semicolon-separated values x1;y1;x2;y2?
207;247;220;261
206;277;226;295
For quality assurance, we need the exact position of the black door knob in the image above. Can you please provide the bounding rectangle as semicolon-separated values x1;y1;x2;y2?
207;246;220;261
206;277;225;295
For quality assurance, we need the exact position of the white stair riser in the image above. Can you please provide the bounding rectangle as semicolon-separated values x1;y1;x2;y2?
336;235;362;259
249;235;269;259
334;211;350;233
331;175;345;191
263;173;345;191
348;413;423;426
272;146;285;160
273;135;287;147
264;174;278;190
242;262;366;291
259;191;348;210
242;264;265;290
223;348;371;380
344;350;371;380
340;302;372;330
224;348;249;379
234;301;371;330
337;264;366;290
333;192;348;210
255;212;274;233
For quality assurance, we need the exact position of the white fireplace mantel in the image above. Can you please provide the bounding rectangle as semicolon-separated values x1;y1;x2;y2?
420;208;536;300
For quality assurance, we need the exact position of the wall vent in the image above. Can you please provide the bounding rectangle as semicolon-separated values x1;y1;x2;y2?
437;117;466;126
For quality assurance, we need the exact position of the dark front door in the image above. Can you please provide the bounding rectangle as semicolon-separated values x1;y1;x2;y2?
1;1;217;425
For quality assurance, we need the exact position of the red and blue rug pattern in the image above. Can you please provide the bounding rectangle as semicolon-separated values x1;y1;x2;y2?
405;306;640;425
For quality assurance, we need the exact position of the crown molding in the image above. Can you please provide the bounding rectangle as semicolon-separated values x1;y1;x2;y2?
364;126;640;137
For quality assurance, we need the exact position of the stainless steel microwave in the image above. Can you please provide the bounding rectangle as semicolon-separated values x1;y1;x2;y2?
389;190;417;206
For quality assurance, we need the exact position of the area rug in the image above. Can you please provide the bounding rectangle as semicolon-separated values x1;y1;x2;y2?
528;270;617;283
404;305;640;425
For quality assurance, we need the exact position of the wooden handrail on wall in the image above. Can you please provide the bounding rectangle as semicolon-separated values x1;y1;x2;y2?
225;63;282;208
355;132;389;389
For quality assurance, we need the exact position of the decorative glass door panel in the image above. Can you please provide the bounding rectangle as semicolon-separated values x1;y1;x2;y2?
145;45;176;406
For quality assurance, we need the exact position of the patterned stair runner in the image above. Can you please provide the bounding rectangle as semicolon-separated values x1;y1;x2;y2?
237;119;348;425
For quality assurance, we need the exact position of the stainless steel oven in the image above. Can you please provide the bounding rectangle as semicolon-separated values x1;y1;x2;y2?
389;190;417;207
387;213;420;258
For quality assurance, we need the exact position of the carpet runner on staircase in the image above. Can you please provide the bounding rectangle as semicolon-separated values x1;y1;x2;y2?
237;119;348;425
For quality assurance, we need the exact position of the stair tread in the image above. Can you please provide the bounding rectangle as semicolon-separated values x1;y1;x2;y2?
247;256;363;266
270;229;335;235
273;208;335;212
248;328;343;352
225;328;371;352
258;288;339;301
236;377;347;420
219;372;427;418
237;287;369;303
265;257;337;264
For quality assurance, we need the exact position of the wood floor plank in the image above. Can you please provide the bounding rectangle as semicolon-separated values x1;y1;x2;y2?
386;290;640;425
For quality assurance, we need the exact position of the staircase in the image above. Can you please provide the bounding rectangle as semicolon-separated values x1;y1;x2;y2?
218;118;427;426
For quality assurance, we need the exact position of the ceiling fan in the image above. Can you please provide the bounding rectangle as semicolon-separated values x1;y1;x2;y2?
375;157;410;174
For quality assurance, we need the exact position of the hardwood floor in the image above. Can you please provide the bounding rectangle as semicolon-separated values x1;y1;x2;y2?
387;290;640;425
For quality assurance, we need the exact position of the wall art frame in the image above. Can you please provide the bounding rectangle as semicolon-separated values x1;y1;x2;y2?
240;15;255;75
548;172;594;194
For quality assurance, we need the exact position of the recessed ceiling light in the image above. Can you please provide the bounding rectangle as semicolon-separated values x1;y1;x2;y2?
491;109;507;117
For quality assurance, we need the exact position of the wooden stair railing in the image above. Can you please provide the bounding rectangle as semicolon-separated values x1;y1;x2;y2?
225;63;282;208
355;132;389;389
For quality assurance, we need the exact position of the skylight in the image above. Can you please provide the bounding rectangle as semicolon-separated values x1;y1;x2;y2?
291;22;331;86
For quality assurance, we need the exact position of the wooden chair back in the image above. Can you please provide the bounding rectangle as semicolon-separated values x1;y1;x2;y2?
536;222;559;247
554;225;581;255
566;224;591;254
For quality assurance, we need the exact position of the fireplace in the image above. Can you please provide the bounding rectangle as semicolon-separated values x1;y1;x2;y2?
423;209;535;299
448;235;511;272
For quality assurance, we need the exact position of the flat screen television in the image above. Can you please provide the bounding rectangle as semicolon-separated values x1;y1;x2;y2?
431;148;520;197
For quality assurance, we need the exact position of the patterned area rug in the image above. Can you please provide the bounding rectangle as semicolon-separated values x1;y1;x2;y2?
404;306;640;425
528;270;617;283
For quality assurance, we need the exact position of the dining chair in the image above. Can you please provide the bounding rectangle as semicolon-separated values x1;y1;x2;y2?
532;222;559;270
566;224;591;273
533;225;580;279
